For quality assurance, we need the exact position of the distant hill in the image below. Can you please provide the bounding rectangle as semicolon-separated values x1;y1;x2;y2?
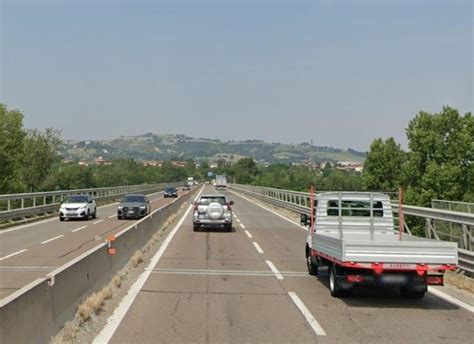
60;133;366;164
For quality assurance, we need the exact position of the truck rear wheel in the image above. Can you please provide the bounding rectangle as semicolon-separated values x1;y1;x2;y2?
329;265;352;298
306;252;318;276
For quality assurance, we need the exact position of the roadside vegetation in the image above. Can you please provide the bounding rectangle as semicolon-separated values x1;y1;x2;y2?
1;103;472;208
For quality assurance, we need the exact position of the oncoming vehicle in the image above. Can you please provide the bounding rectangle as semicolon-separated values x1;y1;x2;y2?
117;194;151;220
302;192;457;299
164;187;178;198
193;195;234;232
59;194;97;221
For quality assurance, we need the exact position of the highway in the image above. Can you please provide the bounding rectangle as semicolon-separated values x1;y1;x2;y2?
94;185;473;344
0;189;193;300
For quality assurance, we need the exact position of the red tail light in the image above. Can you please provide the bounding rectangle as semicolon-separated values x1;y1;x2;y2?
346;275;364;283
427;275;443;286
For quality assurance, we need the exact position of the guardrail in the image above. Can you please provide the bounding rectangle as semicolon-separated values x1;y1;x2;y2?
0;182;183;222
229;184;474;275
0;186;200;343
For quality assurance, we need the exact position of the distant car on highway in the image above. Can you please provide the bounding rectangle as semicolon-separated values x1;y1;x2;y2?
193;194;233;232
182;183;191;191
164;187;178;198
117;194;151;220
59;194;97;221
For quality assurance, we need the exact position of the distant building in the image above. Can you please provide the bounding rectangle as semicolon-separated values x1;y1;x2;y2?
139;160;189;168
335;161;364;172
78;156;112;166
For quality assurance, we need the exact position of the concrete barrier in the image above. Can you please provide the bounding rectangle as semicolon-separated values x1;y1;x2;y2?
0;187;200;344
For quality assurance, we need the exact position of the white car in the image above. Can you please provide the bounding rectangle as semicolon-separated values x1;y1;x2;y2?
59;194;97;221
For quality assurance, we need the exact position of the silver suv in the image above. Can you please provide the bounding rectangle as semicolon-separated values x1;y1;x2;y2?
193;195;233;232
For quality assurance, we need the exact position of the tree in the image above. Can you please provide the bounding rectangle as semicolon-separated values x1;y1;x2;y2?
22;128;62;191
403;107;473;205
0;104;26;193
363;138;406;191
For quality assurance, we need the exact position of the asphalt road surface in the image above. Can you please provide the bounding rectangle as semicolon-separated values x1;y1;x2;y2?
95;185;473;344
0;189;193;300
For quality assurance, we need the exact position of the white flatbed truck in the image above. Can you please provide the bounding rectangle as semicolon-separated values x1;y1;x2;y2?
303;192;458;298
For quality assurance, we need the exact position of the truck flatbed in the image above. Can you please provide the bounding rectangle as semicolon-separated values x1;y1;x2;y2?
304;192;458;298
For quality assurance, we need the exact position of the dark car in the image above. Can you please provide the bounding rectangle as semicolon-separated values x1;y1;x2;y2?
164;187;178;198
117;194;151;220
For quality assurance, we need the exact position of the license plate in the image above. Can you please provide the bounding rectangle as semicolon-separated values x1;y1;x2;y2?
385;263;416;270
199;214;205;219
381;275;407;284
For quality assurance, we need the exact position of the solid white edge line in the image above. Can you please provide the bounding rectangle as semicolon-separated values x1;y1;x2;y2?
93;187;204;344
228;190;308;231
240;223;246;229
428;287;474;313
72;225;88;233
265;260;284;280
288;292;326;336
93;219;105;225
244;230;253;238
0;249;28;261
41;235;64;245
252;242;264;254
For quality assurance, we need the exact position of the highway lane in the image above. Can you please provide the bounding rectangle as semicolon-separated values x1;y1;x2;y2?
0;188;193;300
99;185;473;344
0;191;165;257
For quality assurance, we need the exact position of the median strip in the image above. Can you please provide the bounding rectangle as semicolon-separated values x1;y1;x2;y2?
41;235;64;245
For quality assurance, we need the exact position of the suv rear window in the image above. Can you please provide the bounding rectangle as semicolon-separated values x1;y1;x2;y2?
199;197;227;205
327;200;384;217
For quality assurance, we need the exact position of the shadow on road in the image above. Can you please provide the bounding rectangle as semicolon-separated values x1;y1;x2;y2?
313;269;459;311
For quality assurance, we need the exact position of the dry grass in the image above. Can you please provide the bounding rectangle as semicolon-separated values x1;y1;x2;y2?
445;271;474;294
77;287;113;322
112;275;123;288
131;250;144;267
51;321;79;344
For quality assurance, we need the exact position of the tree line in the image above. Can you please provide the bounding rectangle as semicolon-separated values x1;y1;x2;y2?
1;103;472;208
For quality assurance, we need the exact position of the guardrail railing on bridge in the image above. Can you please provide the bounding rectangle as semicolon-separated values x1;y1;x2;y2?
229;184;474;275
0;182;183;222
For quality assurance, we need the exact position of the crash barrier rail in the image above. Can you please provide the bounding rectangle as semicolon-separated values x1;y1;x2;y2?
0;182;183;221
229;184;474;275
0;186;200;344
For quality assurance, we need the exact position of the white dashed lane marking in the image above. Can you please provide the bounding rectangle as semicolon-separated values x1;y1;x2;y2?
41;235;64;245
252;242;264;254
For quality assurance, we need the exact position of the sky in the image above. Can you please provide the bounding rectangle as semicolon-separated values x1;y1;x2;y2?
1;0;472;151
